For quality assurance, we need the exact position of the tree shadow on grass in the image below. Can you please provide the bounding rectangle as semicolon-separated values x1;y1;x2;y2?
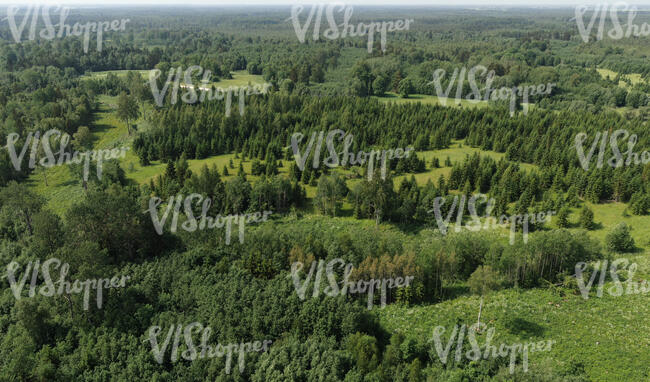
91;123;113;137
503;317;546;339
591;221;604;230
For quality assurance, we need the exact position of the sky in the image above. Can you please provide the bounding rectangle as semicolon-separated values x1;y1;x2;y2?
2;0;650;7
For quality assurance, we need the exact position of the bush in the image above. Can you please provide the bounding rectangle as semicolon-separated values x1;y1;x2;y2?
605;223;635;252
629;192;649;215
468;265;502;295
489;229;601;288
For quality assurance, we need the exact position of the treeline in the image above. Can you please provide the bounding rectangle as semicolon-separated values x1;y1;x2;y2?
1;25;342;88
351;56;650;113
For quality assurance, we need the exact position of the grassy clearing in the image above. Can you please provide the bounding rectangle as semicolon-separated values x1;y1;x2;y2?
81;69;266;89
596;68;645;88
563;201;650;251
26;95;139;215
374;92;489;108
206;70;266;88
392;141;537;187
374;92;536;115
377;252;650;381
81;69;150;80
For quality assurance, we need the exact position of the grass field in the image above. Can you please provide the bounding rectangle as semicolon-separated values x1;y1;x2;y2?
596;68;645;88
374;92;489;108
81;69;267;89
81;69;151;80
374;92;536;114
377;250;650;381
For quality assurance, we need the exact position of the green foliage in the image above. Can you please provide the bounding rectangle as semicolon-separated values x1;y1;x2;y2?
579;206;595;230
629;191;649;215
556;206;570;228
314;175;348;217
399;79;415;98
468;266;502;296
2;7;650;382
0;181;44;236
605;223;635;252
488;229;601;288
65;184;159;263
116;92;140;135
345;333;380;374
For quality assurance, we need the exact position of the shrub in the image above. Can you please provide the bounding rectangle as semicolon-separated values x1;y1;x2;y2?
605;223;635;252
468;266;502;295
629;192;649;215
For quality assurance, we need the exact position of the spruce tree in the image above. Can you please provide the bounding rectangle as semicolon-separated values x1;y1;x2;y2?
579;206;595;230
556;206;570;228
238;162;246;178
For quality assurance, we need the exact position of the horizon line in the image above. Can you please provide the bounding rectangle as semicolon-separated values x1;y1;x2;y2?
3;1;650;8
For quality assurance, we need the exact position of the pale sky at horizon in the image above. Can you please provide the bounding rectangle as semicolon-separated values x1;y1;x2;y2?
2;0;650;7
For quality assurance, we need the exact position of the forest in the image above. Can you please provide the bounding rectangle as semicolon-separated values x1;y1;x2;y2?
0;4;649;382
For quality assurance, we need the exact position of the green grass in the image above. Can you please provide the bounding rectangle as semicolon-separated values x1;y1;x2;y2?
206;70;266;88
561;202;650;251
25;95;139;216
392;141;537;186
596;68;645;88
81;69;266;89
81;69;150;80
374;92;489;108
376;252;650;381
373;92;537;115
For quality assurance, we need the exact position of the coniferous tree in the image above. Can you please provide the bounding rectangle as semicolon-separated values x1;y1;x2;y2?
556;206;570;228
238;162;246;178
579;205;595;230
